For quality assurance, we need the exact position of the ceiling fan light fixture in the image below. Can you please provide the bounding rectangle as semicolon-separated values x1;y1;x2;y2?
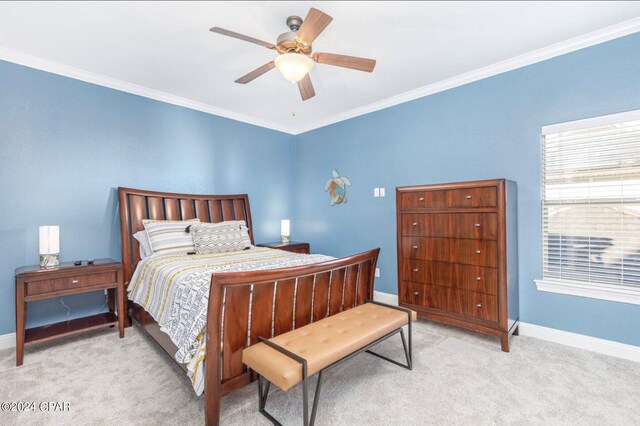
274;53;314;83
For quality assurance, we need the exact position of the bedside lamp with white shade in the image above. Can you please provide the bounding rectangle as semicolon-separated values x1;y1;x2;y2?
280;219;290;244
39;225;60;268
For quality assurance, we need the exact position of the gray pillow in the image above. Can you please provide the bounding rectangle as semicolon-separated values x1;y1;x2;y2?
190;221;248;254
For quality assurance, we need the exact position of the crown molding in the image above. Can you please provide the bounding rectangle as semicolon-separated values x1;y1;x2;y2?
290;16;640;135
1;16;639;136
0;46;294;134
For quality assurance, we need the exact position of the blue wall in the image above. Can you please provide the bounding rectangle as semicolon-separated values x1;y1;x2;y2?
294;33;640;346
0;60;295;334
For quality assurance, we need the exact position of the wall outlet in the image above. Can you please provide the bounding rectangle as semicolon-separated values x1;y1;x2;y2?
380;187;386;197
375;268;380;277
373;187;380;197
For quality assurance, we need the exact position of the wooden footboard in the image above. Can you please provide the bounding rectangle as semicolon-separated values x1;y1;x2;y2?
203;248;380;426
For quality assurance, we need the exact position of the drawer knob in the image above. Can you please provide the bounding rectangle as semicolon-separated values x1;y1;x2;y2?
475;223;481;227
476;276;481;281
412;222;418;226
412;245;418;249
72;279;79;284
475;250;481;254
476;303;482;308
413;291;419;296
466;195;472;199
413;268;419;272
418;197;424;201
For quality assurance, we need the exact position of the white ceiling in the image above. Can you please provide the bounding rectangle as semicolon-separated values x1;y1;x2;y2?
1;1;639;134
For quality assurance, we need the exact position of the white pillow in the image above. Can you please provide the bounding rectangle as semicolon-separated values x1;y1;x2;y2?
142;219;200;255
133;230;153;259
190;220;249;254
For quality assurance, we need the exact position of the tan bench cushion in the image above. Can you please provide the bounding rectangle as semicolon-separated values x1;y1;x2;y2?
242;303;415;391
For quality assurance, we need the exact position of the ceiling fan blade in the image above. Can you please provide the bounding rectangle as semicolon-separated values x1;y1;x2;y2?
297;74;315;101
210;27;275;49
235;61;276;84
313;53;376;72
296;8;333;46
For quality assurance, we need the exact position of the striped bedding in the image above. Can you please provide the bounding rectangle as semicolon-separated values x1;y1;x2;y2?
127;246;334;395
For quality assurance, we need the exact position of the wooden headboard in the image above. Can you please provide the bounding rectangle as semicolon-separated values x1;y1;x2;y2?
117;187;254;285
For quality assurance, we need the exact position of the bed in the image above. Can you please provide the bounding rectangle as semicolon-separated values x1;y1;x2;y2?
117;187;380;425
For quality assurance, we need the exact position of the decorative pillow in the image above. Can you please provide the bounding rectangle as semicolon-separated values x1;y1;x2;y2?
133;230;153;259
142;219;200;255
190;220;248;254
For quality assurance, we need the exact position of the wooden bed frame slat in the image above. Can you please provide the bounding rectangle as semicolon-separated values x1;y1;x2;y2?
273;278;296;336
164;198;181;220
148;197;165;220
294;275;314;329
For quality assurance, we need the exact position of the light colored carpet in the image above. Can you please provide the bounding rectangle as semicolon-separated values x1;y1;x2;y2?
0;320;638;426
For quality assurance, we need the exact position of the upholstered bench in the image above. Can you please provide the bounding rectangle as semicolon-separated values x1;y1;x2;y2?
242;301;415;426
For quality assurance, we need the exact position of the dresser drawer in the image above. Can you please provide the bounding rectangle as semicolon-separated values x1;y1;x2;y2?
402;260;497;294
402;237;497;267
402;237;451;262
26;272;117;296
451;239;498;267
427;285;465;315
454;264;498;295
445;187;497;208
402;260;453;287
399;281;426;306
466;291;499;322
401;213;497;240
400;190;446;209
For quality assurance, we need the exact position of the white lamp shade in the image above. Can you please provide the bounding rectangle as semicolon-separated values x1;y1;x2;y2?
39;226;60;255
281;219;291;237
274;53;314;83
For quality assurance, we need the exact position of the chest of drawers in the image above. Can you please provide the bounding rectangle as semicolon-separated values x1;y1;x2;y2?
396;179;518;351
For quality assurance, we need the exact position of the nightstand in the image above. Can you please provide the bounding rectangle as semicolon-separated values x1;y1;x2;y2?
257;241;310;254
15;258;125;366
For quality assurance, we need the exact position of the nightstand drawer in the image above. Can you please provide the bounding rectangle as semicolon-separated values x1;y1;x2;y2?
26;272;117;296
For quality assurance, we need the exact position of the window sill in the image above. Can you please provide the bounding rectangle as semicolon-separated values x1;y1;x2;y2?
535;278;640;305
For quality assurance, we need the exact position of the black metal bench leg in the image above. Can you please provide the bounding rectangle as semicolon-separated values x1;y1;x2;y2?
309;371;324;426
259;375;271;411
302;373;309;426
400;328;412;370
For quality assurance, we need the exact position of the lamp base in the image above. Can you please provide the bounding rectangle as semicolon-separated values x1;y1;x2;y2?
40;253;60;268
280;235;290;244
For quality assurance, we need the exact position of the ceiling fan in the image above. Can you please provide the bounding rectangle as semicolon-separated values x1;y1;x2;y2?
210;7;376;101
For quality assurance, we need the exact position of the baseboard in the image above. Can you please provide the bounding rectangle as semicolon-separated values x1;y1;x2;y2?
0;332;15;351
518;322;640;363
374;291;398;306
373;291;639;363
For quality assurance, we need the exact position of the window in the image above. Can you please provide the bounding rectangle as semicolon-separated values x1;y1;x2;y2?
535;110;640;305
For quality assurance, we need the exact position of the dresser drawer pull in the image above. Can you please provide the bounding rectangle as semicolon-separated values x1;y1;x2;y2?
72;279;79;284
466;195;472;199
412;222;418;226
475;250;481;254
412;245;418;249
475;223;481;227
476;303;482;308
418;197;424;201
476;276;482;281
413;291;419;296
413;268;419;272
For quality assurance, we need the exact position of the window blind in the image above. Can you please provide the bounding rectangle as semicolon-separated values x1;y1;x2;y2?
542;112;640;291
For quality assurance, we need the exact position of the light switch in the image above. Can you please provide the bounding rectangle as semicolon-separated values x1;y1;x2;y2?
375;268;380;277
374;188;380;197
380;188;386;197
